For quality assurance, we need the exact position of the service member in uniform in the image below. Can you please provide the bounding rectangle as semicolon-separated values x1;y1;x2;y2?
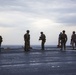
39;32;46;50
0;35;3;52
60;30;67;50
71;31;76;49
24;30;30;51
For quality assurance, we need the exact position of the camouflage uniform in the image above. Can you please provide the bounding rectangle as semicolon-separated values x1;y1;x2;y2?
24;30;30;51
60;30;67;50
71;31;76;49
0;36;2;52
39;32;46;50
58;32;62;47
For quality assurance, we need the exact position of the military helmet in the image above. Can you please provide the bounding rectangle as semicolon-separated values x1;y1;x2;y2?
27;30;30;32
63;30;65;33
73;31;75;34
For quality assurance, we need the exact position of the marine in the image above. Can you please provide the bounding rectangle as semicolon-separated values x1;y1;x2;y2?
24;30;30;51
39;32;46;50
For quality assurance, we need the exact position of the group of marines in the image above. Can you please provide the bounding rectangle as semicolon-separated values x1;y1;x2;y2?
0;30;76;52
24;30;46;51
58;30;76;50
24;30;76;51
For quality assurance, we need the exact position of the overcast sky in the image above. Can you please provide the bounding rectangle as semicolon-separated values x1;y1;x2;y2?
0;0;76;45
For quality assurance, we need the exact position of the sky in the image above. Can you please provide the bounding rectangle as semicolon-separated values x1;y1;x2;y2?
0;0;76;45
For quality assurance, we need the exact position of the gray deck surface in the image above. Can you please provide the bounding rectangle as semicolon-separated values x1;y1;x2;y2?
0;47;76;75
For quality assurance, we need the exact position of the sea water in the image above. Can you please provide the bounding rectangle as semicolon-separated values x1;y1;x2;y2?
1;45;57;50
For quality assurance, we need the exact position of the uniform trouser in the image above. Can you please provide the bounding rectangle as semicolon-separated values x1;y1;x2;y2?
61;40;66;50
72;41;76;49
41;41;45;50
24;41;30;51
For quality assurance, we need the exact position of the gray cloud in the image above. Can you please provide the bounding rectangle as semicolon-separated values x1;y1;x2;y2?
0;23;15;27
0;0;76;45
0;0;76;27
57;15;76;23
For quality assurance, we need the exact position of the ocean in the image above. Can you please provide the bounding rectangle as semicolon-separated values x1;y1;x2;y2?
1;45;72;51
1;45;57;50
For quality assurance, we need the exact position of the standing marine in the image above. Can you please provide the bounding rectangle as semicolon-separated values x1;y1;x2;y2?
60;30;67;50
24;30;30;51
0;35;3;52
57;32;62;47
71;31;76;49
39;32;46;50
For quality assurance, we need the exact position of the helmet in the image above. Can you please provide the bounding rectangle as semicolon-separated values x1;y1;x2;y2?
73;31;75;34
63;30;65;33
27;30;30;32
